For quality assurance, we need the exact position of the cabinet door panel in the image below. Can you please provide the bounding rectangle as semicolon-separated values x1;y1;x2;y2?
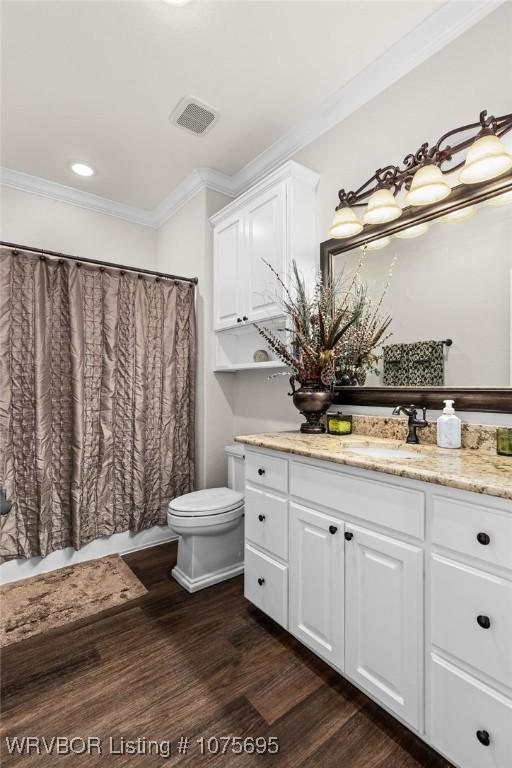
289;503;344;671
345;525;423;729
214;214;244;330
246;184;286;323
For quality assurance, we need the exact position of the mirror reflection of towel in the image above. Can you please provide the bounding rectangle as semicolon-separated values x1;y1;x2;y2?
383;340;445;386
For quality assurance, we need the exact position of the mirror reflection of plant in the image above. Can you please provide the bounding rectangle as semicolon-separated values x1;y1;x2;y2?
336;257;395;385
254;259;366;386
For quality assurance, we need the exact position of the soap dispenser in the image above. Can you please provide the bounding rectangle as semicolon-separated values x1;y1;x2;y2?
437;399;461;449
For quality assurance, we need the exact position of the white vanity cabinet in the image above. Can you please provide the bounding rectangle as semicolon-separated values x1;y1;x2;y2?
210;162;318;370
240;444;512;768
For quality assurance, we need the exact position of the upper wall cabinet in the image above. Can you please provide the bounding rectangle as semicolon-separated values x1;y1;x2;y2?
211;162;319;336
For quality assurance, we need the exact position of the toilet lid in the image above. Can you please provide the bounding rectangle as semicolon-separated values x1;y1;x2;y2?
168;487;244;517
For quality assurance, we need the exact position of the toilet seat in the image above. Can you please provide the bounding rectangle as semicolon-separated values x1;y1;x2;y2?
168;487;244;518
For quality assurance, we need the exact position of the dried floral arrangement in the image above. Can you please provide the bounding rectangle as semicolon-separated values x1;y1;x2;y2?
255;255;393;387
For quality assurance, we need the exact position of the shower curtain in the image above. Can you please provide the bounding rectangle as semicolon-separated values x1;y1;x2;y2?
0;248;196;561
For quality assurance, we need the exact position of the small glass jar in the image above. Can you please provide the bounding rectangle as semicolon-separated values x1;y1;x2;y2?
326;411;353;435
497;428;512;456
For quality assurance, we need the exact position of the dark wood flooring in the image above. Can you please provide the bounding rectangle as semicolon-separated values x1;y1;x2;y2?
1;542;453;767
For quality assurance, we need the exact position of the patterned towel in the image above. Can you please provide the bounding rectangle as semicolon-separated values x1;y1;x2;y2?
383;340;444;386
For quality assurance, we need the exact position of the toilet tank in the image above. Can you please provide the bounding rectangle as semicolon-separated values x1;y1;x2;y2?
225;444;245;493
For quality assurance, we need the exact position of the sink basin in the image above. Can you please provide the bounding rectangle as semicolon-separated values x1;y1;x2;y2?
345;446;421;460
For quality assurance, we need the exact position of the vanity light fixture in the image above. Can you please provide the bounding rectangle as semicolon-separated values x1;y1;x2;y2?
438;205;477;223
459;133;512;184
486;189;512;206
361;237;390;252
70;162;95;177
363;187;402;225
329;206;363;238
394;222;429;239
328;109;512;239
405;164;451;206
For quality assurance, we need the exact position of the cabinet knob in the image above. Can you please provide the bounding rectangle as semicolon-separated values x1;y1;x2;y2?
237;317;242;323
257;577;265;586
329;525;338;535
476;730;490;747
477;615;491;629
476;532;491;545
242;315;248;322
258;514;265;522
344;531;353;541
257;468;265;476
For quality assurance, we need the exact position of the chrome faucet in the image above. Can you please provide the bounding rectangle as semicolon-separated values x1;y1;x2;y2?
392;404;428;444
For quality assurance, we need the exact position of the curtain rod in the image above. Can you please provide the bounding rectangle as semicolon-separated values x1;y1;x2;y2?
0;241;198;285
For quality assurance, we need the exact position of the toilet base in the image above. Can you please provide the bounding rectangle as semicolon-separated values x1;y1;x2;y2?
170;513;244;593
171;561;244;593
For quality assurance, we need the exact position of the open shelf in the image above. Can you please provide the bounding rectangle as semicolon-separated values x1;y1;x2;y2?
214;360;288;373
214;316;289;373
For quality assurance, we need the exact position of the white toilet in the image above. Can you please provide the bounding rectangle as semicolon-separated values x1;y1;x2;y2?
167;444;245;593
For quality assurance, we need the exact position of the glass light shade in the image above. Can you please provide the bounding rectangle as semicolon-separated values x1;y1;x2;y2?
394;222;429;239
486;189;512;206
405;164;451;206
363;188;402;225
329;207;363;238
361;236;390;252
438;205;477;223
459;134;512;184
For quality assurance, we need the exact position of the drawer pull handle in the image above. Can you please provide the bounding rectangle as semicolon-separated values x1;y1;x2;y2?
329;525;338;535
257;577;265;586
257;468;265;476
476;532;491;545
258;514;265;522
344;532;353;541
476;730;490;747
477;615;491;629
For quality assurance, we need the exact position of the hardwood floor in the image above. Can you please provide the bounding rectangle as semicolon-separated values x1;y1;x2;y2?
1;542;453;767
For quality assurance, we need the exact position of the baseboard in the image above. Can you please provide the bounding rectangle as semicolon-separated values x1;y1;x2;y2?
171;562;244;593
0;526;178;585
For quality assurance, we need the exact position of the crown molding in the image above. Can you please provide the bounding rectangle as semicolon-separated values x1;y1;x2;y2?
0;167;157;227
230;0;505;193
1;0;502;229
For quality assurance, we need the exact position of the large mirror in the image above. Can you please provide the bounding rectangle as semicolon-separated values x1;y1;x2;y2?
321;174;512;412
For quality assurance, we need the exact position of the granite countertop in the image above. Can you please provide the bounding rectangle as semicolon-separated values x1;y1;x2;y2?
235;432;512;501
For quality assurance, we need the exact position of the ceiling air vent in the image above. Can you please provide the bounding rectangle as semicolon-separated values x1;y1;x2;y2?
170;96;218;136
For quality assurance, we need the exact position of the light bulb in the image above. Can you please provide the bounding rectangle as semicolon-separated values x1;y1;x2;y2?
486;189;512;206
363;188;402;225
405;164;451;206
459;134;512;184
361;237;390;252
329;207;363;239
438;205;477;223
395;223;429;239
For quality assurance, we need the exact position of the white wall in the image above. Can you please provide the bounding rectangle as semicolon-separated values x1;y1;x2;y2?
156;188;236;489
233;3;512;433
1;186;156;267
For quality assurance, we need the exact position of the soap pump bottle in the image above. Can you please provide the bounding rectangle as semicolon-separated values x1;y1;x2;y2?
437;399;461;449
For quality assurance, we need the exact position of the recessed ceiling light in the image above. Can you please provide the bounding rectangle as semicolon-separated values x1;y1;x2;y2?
163;0;192;6
70;162;95;177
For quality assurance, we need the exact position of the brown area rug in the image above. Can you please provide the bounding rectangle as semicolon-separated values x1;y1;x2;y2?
0;554;147;647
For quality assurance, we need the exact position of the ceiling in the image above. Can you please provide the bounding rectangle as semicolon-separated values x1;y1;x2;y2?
1;0;443;210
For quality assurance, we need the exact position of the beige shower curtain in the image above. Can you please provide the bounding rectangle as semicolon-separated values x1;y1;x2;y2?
0;248;196;561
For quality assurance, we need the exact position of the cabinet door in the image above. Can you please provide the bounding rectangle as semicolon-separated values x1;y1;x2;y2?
245;183;286;323
289;503;344;671
345;525;423;729
213;213;245;330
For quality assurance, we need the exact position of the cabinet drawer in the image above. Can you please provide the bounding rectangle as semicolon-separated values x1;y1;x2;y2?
430;654;512;768
290;461;424;539
245;484;288;561
244;544;288;628
245;450;288;494
432;495;512;571
431;555;512;689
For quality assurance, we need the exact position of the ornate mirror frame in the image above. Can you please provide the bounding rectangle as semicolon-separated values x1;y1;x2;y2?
320;171;512;413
